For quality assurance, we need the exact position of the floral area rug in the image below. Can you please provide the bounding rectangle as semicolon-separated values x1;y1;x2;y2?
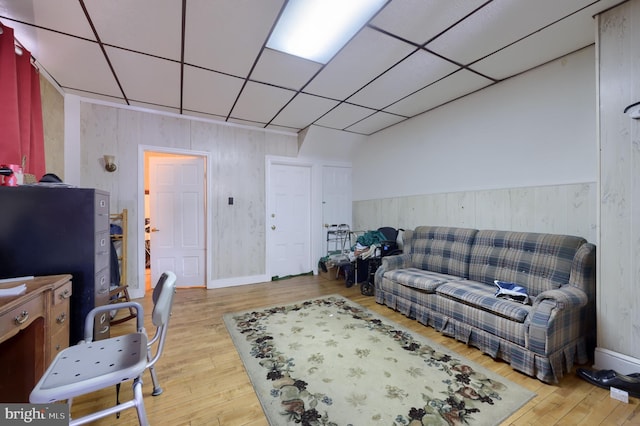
223;295;535;426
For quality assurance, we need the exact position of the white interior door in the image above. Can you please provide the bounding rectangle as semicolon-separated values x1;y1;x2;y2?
322;166;352;254
149;155;205;288
267;163;312;279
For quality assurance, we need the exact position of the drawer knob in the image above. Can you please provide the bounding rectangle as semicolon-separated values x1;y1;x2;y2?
14;310;29;325
56;312;67;324
59;289;71;300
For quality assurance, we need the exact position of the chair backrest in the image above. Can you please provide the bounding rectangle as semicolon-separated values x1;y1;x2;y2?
378;227;398;242
147;271;177;368
152;271;177;327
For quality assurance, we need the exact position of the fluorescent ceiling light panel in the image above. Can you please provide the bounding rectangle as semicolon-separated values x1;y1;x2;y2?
267;0;387;64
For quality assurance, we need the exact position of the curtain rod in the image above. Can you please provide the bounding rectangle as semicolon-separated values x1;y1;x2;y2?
0;24;39;70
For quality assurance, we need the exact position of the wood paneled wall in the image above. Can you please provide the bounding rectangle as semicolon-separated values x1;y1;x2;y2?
354;182;596;242
596;0;640;367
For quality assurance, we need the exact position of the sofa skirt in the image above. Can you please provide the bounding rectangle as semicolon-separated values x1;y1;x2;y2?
376;287;588;383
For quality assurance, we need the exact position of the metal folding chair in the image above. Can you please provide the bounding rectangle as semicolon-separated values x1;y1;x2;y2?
30;271;177;425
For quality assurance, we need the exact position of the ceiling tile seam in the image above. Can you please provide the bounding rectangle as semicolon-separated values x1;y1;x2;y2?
311;123;369;136
339;47;422;106
179;0;187;114
421;46;498;83
79;0;129;105
342;109;389;132
489;44;595;86
422;0;494;47
226;0;292;123
358;116;408;136
377;68;473;114
402;80;497;123
462;2;599;73
263;0;393;130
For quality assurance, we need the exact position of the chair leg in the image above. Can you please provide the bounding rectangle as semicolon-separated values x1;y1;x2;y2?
133;377;149;426
149;365;163;396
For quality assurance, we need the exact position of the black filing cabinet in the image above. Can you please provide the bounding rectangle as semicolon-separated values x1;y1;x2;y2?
0;186;111;344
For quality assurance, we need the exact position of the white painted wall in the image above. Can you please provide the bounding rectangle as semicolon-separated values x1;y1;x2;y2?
353;47;597;201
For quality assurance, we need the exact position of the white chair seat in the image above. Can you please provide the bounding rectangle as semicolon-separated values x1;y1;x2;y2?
30;271;177;425
31;333;148;403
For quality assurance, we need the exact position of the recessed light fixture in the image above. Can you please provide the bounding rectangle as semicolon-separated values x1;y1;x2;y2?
267;0;387;64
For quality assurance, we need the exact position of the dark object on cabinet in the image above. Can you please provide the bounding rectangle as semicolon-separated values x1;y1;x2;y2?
0;186;111;344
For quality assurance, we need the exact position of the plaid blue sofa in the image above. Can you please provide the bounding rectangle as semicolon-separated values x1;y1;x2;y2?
374;226;596;383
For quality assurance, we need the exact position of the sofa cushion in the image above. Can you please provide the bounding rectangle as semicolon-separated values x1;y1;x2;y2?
384;268;460;292
410;226;478;278
468;230;586;297
435;281;531;323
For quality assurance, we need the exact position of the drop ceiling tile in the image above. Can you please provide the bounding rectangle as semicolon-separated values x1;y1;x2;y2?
0;0;94;43
426;0;598;65
315;103;375;130
85;0;182;61
270;93;339;129
106;47;180;108
231;81;296;124
183;65;245;117
472;3;613;79
346;111;406;135
305;27;416;100
385;69;493;117
348;49;459;110
184;0;284;77
251;48;322;91
371;0;488;45
24;27;122;97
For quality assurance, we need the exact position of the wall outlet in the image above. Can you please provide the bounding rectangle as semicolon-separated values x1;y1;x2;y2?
610;387;629;403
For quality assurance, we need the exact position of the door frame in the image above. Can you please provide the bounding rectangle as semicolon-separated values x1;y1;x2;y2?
265;156;317;279
133;145;212;298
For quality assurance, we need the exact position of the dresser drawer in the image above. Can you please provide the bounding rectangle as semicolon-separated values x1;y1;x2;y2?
53;281;72;306
95;230;110;272
95;193;110;232
95;268;110;300
0;296;44;342
49;327;69;359
50;296;69;336
49;304;70;357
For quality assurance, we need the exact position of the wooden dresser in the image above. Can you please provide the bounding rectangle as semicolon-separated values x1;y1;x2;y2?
0;274;72;402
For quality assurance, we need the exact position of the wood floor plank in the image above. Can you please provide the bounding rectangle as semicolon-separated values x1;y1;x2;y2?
68;275;636;425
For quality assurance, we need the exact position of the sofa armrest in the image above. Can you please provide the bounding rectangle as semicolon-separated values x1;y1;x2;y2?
534;286;588;310
381;253;411;272
374;253;411;293
527;286;589;357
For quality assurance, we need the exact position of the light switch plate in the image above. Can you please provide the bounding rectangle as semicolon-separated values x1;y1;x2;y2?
610;387;629;403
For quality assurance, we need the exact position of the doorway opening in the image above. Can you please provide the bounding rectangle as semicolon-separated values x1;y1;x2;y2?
143;149;208;292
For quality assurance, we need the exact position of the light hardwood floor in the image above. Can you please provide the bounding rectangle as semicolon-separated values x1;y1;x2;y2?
71;275;640;425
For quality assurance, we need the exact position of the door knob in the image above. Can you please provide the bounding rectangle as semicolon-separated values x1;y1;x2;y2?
271;225;276;230
151;227;160;232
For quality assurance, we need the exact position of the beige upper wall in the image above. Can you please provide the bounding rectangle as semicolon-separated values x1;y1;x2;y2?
40;73;64;179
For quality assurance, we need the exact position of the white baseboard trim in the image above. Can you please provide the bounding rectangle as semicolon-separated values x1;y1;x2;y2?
207;274;271;289
594;347;640;374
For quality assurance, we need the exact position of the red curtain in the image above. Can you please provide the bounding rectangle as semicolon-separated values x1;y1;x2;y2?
0;23;45;179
